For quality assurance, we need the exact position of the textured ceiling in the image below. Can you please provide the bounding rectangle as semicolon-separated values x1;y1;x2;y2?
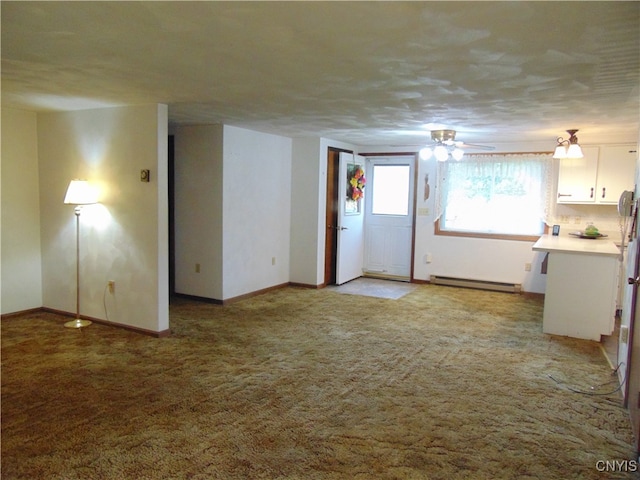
2;1;639;147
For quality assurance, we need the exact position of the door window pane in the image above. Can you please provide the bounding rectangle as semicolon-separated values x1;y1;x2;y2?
371;165;410;216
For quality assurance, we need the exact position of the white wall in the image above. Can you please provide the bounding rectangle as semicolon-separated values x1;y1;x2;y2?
222;126;292;299
37;105;169;333
290;138;323;286
413;146;547;293
174;125;293;301
358;143;547;292
1;108;43;314
289;137;358;287
175;131;355;300
174;125;224;299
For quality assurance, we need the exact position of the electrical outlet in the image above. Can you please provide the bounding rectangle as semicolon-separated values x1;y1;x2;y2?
195;263;200;273
272;257;276;266
620;325;629;344
108;281;115;294
525;263;532;272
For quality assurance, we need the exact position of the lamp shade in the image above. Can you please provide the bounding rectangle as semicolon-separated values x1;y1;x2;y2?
64;180;97;205
553;145;567;159
434;145;449;162
451;148;464;161
566;143;584;158
419;147;433;161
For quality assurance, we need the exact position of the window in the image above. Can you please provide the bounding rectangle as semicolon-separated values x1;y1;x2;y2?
436;153;552;239
371;165;411;216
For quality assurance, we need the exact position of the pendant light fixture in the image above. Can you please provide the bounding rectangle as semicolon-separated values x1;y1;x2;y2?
553;129;584;159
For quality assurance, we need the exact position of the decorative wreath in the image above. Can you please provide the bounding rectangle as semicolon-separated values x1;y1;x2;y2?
347;165;366;201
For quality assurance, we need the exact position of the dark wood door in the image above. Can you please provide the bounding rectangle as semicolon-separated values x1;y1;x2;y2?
324;147;354;286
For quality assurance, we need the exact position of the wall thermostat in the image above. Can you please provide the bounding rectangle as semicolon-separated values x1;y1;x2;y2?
140;169;150;182
552;224;560;236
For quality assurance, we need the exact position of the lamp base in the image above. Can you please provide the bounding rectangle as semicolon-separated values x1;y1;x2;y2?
64;318;92;329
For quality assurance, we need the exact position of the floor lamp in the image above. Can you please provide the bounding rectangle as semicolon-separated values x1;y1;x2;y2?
64;180;97;329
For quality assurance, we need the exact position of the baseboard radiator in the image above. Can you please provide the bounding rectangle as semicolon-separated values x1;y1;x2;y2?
429;275;522;294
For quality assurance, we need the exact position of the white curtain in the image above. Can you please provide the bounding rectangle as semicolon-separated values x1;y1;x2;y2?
435;153;554;227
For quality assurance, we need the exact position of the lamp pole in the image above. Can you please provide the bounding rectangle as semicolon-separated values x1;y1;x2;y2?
75;207;81;319
64;206;92;329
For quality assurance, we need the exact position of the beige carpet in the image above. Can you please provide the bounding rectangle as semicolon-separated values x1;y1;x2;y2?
1;284;636;479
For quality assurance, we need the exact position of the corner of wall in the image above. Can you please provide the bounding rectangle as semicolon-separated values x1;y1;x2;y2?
1;107;43;314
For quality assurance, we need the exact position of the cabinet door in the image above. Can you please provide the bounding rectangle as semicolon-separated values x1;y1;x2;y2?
557;146;599;203
595;145;637;204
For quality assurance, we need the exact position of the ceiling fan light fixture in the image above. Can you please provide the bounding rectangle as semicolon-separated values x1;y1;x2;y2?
434;145;449;162
553;129;584;159
420;129;492;161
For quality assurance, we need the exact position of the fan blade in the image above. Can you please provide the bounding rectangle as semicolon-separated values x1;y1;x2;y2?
458;142;495;151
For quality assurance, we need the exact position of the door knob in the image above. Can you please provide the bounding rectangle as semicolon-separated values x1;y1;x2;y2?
628;276;640;286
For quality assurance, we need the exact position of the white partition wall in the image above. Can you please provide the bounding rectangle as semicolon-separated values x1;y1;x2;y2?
174;125;225;300
174;125;292;302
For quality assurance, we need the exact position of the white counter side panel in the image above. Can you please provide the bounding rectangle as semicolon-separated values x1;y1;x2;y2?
542;251;618;340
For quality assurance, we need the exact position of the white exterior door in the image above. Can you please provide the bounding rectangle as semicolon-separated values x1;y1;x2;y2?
336;152;366;285
363;156;415;279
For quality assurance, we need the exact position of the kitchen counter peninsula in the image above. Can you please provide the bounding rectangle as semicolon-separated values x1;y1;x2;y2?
532;234;621;341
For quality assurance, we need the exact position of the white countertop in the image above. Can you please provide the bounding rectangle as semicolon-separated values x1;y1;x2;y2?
532;234;621;257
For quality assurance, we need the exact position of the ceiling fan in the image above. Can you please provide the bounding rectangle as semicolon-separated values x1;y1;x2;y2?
419;129;495;161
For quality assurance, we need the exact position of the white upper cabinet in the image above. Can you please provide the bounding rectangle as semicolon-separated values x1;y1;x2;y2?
557;146;599;203
596;145;637;203
557;144;637;204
